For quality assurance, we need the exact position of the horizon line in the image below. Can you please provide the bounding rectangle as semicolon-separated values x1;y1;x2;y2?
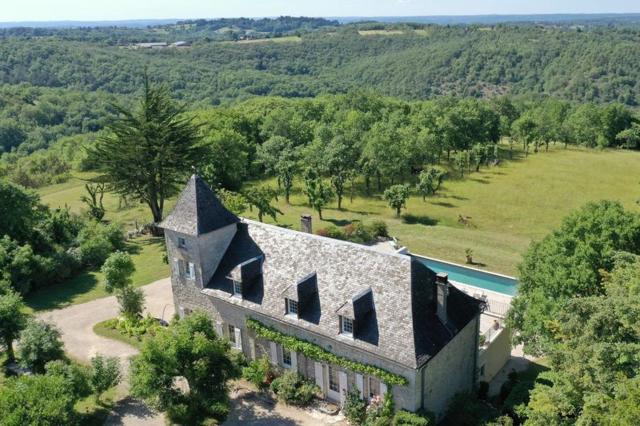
2;12;640;25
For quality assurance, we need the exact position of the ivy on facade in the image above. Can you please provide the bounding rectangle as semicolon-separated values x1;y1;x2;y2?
246;318;408;386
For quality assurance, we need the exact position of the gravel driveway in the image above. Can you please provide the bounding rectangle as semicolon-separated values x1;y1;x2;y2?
38;278;175;364
38;277;348;426
38;278;173;425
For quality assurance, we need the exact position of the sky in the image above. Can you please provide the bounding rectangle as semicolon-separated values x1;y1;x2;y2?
1;0;640;22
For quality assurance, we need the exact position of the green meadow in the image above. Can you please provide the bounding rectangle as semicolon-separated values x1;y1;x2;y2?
30;145;640;310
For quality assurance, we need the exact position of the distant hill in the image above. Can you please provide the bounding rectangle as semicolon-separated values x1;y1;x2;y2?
3;13;640;29
336;13;640;25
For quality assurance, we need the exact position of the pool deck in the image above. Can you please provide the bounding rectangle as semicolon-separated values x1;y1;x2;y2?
370;241;514;317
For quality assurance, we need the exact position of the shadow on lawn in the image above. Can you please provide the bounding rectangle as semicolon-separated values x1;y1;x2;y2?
324;218;353;227
25;271;100;312
402;214;438;226
25;237;165;312
469;177;491;184
431;201;456;208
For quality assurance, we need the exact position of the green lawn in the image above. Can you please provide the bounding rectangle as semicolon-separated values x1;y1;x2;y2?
242;146;640;275
38;171;176;230
35;145;640;294
24;236;169;313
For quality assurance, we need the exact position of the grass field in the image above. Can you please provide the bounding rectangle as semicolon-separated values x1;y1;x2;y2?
36;146;640;284
245;146;640;275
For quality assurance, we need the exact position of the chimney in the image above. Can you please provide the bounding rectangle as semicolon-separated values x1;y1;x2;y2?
435;272;449;325
301;214;312;234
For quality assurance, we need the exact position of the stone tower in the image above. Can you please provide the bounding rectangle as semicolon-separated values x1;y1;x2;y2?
160;175;239;290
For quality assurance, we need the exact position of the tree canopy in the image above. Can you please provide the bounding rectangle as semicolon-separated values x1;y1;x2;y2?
129;311;239;425
522;254;640;425
508;201;640;355
88;75;203;225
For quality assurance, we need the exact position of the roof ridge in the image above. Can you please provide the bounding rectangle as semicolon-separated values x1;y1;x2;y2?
240;218;411;261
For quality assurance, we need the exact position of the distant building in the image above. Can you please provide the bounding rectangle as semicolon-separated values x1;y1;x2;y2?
135;42;168;49
172;41;191;48
161;175;485;419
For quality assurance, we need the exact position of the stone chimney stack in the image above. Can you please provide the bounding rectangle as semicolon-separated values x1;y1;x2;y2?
435;272;450;325
301;214;313;234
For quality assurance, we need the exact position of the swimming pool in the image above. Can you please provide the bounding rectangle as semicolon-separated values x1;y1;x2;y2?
416;255;518;296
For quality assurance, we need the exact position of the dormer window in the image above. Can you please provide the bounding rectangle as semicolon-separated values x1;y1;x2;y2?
281;272;317;321
340;315;354;336
233;281;242;298
336;287;375;342
286;298;298;316
177;237;187;249
227;256;262;298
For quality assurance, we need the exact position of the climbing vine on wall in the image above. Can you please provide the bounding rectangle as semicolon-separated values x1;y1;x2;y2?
246;318;408;386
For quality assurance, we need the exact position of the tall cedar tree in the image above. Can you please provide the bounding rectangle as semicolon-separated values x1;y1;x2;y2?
89;75;203;227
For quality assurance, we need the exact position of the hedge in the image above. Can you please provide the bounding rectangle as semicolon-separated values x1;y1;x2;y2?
246;318;408;386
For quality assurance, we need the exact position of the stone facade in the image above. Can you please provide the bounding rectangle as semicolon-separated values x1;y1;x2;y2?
161;175;483;417
422;316;480;419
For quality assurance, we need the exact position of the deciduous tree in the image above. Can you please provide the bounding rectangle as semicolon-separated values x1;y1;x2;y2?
101;251;144;319
130;312;238;425
304;169;334;219
507;201;640;355
18;320;64;373
384;184;410;216
0;290;27;362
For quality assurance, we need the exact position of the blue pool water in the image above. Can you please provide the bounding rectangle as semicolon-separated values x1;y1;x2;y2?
416;256;518;296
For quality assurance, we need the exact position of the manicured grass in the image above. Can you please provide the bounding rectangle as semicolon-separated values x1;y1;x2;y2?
93;320;144;350
24;236;169;313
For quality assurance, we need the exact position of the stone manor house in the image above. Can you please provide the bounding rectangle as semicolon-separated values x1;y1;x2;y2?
160;175;484;417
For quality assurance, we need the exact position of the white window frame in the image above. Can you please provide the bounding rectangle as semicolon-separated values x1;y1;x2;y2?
340;316;354;336
286;298;298;316
186;262;195;280
233;281;242;297
282;347;292;368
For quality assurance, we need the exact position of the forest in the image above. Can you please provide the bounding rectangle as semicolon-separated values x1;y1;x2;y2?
1;22;640;105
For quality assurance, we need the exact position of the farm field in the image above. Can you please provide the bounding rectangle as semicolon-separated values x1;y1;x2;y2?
34;145;640;303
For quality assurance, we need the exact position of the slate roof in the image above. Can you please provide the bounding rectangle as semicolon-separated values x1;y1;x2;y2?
159;175;239;236
201;219;483;369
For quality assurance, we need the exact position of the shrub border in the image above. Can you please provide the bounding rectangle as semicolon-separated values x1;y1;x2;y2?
246;318;408;386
